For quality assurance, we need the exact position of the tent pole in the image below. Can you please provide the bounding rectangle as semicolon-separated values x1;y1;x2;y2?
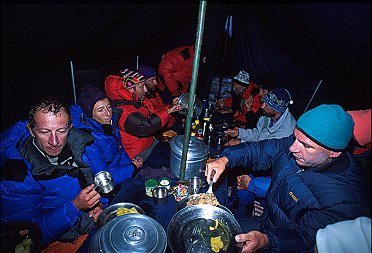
304;80;322;113
179;0;207;182
70;61;77;104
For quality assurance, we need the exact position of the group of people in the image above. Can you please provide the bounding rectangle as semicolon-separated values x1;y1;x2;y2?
0;61;182;251
1;43;371;253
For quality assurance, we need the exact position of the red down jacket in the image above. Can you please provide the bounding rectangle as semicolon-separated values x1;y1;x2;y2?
157;45;195;97
104;75;171;159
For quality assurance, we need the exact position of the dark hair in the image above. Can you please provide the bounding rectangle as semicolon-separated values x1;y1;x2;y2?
28;99;71;129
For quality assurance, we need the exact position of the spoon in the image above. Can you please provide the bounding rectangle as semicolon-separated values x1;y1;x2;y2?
207;179;214;194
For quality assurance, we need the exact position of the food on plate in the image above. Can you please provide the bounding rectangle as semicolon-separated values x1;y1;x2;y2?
209;219;219;231
186;193;220;206
211;236;224;252
162;130;177;141
116;207;139;216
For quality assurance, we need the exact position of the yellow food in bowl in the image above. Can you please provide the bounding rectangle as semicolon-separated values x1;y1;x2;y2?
116;207;139;216
211;236;224;252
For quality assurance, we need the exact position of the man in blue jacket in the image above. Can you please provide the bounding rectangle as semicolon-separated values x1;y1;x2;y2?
205;104;370;252
1;99;102;251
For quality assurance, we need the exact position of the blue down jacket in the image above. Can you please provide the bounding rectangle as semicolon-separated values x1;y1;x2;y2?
222;135;370;252
70;104;134;184
0;122;97;247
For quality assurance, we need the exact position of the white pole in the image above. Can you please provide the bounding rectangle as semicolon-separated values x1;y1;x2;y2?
70;61;77;103
136;56;139;70
304;79;322;113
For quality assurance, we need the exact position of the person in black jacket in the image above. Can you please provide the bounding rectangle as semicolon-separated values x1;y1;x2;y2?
205;104;370;252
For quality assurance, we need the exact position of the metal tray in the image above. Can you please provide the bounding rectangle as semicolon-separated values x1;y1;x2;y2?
96;202;145;228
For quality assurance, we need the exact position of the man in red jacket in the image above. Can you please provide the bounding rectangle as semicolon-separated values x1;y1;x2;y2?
104;69;181;161
217;70;268;128
157;45;206;105
138;65;176;128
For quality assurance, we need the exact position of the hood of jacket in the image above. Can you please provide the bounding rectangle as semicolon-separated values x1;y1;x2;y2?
105;75;140;102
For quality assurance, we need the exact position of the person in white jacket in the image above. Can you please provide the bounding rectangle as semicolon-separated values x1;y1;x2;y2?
225;87;297;218
225;87;296;145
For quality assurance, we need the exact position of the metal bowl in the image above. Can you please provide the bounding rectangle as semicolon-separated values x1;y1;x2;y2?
178;92;203;116
168;204;242;253
96;202;145;228
90;214;167;253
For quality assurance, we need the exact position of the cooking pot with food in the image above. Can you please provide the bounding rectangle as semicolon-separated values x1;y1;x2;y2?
169;135;209;180
167;204;242;253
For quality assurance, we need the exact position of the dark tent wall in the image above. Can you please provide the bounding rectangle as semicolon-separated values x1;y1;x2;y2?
2;3;370;131
231;3;370;118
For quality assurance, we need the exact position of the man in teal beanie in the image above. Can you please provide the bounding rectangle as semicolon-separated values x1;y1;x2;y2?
205;104;370;252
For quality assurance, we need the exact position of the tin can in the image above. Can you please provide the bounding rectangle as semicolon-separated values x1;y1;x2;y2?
176;183;189;199
145;179;158;197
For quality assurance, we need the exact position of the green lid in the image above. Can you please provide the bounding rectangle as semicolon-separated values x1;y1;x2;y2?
145;179;158;187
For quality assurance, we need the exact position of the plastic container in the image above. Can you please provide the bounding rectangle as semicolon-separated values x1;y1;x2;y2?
145;179;158;197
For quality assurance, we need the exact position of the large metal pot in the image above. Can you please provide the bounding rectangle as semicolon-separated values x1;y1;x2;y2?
169;135;209;180
89;214;167;253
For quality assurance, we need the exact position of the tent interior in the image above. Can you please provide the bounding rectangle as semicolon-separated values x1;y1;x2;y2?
2;3;370;131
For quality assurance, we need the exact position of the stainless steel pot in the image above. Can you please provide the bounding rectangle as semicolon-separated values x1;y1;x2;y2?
169;135;209;180
178;92;203;117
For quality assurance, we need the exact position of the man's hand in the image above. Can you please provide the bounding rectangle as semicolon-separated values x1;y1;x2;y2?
89;203;104;221
235;231;269;253
167;97;181;114
72;184;101;211
243;96;254;111
225;138;240;147
132;156;143;168
225;128;238;138
205;157;229;183
236;175;251;190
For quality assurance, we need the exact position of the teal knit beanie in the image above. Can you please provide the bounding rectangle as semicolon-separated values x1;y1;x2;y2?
296;104;354;151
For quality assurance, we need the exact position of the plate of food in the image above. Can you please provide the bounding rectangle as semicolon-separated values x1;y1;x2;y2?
96;202;145;228
161;129;178;142
168;204;242;253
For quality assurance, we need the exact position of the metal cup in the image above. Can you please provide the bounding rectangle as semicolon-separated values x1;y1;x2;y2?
94;171;114;194
152;186;168;206
188;176;202;195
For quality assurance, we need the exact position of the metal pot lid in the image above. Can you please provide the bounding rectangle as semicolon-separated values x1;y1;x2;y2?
170;135;209;159
95;214;167;253
168;205;242;253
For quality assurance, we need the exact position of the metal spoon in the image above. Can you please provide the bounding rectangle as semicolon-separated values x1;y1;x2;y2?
207;179;214;194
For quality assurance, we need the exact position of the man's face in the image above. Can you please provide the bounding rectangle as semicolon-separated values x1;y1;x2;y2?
261;102;277;117
92;98;112;125
145;76;157;92
131;81;148;101
28;110;71;157
258;88;269;103
232;82;247;96
289;128;337;168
